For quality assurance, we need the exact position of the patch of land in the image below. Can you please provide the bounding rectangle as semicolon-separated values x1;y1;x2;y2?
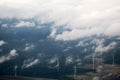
0;65;120;80
66;64;120;80
0;76;57;80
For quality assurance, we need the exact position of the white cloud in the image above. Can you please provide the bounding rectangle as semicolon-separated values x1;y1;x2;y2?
95;42;117;53
63;47;72;52
0;0;120;40
49;56;58;64
105;23;120;37
76;40;89;47
0;49;18;63
91;38;105;46
25;59;39;68
48;56;59;68
15;21;35;27
116;37;120;40
24;44;35;51
22;59;39;68
9;49;17;56
84;48;87;52
1;24;8;27
76;41;84;47
65;56;73;64
49;28;57;38
0;40;5;46
55;28;102;41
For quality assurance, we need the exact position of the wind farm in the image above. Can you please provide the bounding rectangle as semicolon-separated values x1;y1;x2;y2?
0;0;120;80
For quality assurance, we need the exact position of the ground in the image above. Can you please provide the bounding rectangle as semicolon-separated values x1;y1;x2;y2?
0;64;120;80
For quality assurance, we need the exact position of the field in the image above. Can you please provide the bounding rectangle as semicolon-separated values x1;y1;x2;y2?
0;76;57;80
66;64;120;80
0;65;120;80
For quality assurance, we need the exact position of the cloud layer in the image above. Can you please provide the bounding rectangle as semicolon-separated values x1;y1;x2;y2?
0;0;120;40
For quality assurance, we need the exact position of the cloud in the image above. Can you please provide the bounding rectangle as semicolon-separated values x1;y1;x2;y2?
48;56;59;68
24;43;35;51
76;41;84;47
116;37;120;40
49;28;57;38
55;28;103;41
105;23;120;37
63;47;72;52
0;49;18;64
95;42;117;53
91;38;105;46
49;56;58;64
0;0;120;40
1;24;8;27
22;59;39;68
91;38;117;54
15;21;35;27
0;40;5;46
76;40;89;47
25;59;39;68
65;56;73;64
9;49;17;56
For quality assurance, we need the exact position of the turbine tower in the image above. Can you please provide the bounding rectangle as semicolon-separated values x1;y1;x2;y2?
74;64;77;80
56;58;59;71
92;53;95;70
112;54;115;66
14;65;18;77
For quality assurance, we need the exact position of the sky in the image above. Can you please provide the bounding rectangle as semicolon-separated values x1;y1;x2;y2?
0;0;120;41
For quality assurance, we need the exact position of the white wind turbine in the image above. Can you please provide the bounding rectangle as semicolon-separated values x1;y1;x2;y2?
92;53;95;70
73;58;81;80
74;64;77;80
14;65;18;77
112;53;115;66
56;57;59;72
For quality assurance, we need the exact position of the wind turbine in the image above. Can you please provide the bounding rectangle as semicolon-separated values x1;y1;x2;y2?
56;57;59;72
112;53;115;66
92;53;95;70
74;64;77;80
14;65;18;77
73;58;81;80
